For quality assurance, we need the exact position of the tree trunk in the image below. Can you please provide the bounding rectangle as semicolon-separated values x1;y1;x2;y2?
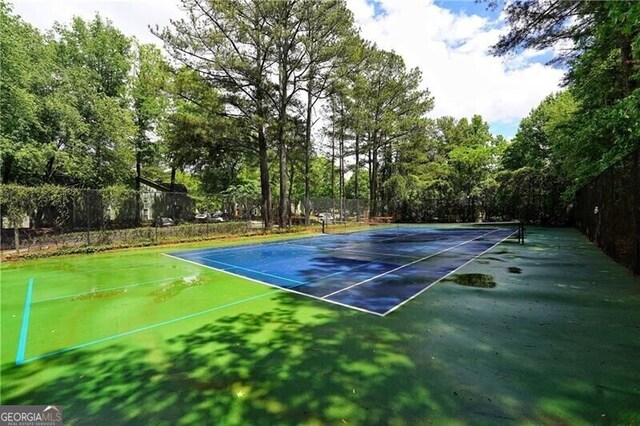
170;166;176;191
255;41;272;230
382;142;393;216
2;157;12;183
44;155;56;183
369;131;378;218
620;35;637;94
278;126;287;228
304;72;314;226
136;150;142;190
355;134;360;222
277;61;288;228
331;121;336;217
288;160;295;225
13;225;20;254
339;104;345;222
258;126;272;229
371;150;378;218
135;150;142;225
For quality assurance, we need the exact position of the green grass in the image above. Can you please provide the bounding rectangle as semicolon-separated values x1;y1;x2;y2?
1;228;640;424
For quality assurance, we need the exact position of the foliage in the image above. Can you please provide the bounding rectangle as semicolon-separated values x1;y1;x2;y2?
0;6;136;187
130;43;171;185
3;0;637;229
492;0;640;192
155;0;277;226
0;2;56;185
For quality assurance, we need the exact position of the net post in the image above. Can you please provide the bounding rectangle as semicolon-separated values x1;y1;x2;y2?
322;218;326;234
519;221;525;244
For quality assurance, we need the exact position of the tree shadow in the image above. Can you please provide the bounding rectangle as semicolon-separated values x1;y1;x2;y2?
3;249;640;424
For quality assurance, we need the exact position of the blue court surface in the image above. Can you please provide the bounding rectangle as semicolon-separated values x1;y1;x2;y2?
166;224;519;316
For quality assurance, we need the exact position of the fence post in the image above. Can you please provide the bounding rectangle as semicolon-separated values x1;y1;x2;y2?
13;222;20;253
85;190;90;246
100;191;105;234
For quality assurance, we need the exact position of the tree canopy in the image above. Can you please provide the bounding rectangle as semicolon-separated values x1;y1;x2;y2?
1;0;637;226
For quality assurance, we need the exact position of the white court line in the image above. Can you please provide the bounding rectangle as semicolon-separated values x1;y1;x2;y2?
198;249;394;286
283;242;422;260
311;258;391;282
374;230;424;243
172;226;391;257
321;229;500;300
194;256;305;285
171;232;336;257
196;237;456;286
172;226;433;259
162;254;384;316
381;230;518;316
163;226;514;316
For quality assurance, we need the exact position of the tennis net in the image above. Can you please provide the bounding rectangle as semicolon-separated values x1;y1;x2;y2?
323;221;525;244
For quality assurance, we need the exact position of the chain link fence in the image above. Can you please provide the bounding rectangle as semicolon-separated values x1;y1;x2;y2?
574;149;640;275
2;177;584;256
0;188;267;254
0;187;369;254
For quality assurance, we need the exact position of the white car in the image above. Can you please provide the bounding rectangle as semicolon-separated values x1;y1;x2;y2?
157;217;174;227
318;213;334;222
210;214;224;223
195;212;209;222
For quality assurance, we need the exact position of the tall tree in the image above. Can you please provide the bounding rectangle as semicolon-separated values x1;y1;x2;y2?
265;0;306;227
162;67;243;194
156;0;276;227
491;0;640;184
298;0;355;224
356;47;433;217
0;2;53;184
130;43;170;190
1;9;135;188
53;15;135;187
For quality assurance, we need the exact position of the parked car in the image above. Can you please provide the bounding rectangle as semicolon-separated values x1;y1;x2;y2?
318;213;333;222
210;212;224;223
156;217;174;227
195;212;209;222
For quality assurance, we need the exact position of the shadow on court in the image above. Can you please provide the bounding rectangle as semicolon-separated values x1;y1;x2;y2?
2;228;640;424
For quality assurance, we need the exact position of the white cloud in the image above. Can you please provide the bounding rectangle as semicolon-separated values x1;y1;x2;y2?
12;0;563;136
349;0;376;24
347;0;564;129
12;0;183;45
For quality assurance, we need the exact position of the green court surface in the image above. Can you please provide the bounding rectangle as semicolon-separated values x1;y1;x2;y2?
1;228;639;424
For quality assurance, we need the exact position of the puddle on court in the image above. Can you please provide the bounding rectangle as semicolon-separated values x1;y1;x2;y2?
508;267;522;274
444;273;496;288
151;276;205;302
72;288;126;301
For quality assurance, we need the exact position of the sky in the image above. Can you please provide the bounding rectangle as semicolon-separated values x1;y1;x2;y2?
11;0;565;139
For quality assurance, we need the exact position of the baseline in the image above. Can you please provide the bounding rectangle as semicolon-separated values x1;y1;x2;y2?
163;254;384;316
381;230;518;316
16;278;34;365
321;229;500;299
194;256;305;285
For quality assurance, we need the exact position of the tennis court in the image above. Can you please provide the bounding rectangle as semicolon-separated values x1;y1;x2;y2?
2;222;523;369
167;223;522;316
3;226;640;424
